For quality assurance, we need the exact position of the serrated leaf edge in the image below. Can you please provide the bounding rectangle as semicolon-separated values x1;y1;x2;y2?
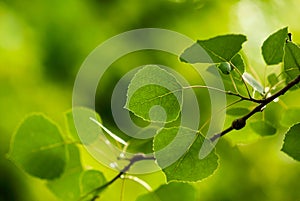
153;126;220;183
124;66;184;123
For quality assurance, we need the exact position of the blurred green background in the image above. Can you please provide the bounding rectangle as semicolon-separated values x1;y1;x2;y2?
1;0;300;200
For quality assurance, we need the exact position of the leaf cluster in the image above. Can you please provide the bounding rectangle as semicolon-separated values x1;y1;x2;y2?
8;27;300;200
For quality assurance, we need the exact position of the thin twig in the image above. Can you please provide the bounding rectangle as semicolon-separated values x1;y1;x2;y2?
210;74;300;141
121;175;153;192
226;91;264;103
183;85;264;103
198;98;243;133
78;154;155;201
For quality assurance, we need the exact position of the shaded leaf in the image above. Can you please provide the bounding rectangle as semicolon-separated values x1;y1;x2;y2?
8;114;67;180
80;170;106;196
231;53;245;73
284;42;300;70
281;123;300;161
262;27;288;65
283;42;300;85
136;182;196;201
226;107;250;116
47;144;83;201
267;73;279;86
249;120;277;136
242;72;264;95
180;34;247;63
125;65;183;123
154;127;218;182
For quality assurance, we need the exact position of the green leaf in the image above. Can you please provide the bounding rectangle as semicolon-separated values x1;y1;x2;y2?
281;123;300;161
136;182;196;201
226;107;250;116
66;107;102;144
179;42;212;63
47;144;83;201
8;114;67;180
280;107;300;127
231;53;245;73
65;110;81;143
267;73;279;86
262;27;288;65
284;42;300;69
80;170;106;197
284;42;300;84
154;127;218;182
125;65;183;123
180;34;247;63
126;138;153;154
242;72;264;95
249;120;277;136
218;62;231;74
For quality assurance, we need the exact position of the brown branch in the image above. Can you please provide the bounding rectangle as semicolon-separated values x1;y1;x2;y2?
78;154;155;201
210;74;300;142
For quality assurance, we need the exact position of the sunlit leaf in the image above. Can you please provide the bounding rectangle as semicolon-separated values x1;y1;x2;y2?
154;127;218;182
136;182;196;201
180;34;246;63
47;145;83;201
280;107;300;127
126;138;153;154
249;120;277;136
8;114;67;180
262;27;288;65
125;65;183;123
89;117;128;146
65;110;81;143
65;107;102;144
281;123;300;161
242;72;264;95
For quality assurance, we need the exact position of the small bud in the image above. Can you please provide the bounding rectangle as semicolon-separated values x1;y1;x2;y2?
286;33;292;43
232;118;246;130
288;33;292;41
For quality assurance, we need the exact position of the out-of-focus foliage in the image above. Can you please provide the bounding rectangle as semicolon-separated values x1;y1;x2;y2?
1;0;300;201
8;114;67;180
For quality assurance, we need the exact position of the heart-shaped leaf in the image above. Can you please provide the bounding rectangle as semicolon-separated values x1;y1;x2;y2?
125;65;183;123
262;27;288;65
180;34;247;63
8;114;67;180
154;127;218;182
